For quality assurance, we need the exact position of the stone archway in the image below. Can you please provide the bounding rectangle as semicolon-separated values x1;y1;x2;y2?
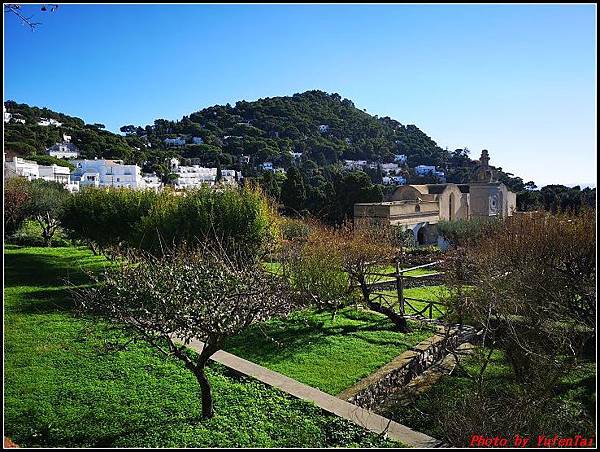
417;225;427;245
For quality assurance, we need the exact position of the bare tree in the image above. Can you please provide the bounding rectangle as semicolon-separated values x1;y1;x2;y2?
5;4;58;31
436;209;596;443
281;221;412;332
72;243;299;419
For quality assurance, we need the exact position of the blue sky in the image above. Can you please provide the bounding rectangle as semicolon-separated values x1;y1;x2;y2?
4;4;596;186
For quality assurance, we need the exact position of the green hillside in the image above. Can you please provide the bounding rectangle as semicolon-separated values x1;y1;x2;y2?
4;91;535;223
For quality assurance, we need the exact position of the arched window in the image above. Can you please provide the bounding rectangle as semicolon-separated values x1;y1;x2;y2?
415;204;421;212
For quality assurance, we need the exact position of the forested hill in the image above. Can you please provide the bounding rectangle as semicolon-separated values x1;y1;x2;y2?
3;91;527;190
149;90;448;167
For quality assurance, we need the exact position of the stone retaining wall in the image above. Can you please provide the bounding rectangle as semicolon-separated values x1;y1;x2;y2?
337;325;477;410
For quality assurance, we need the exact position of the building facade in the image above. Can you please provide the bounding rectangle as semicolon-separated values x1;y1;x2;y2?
4;156;79;192
47;142;80;159
354;150;517;244
70;159;146;189
170;158;241;189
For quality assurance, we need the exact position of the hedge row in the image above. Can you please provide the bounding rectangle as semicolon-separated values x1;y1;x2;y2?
60;186;278;259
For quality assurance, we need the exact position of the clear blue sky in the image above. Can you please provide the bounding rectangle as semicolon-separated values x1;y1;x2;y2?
4;4;597;186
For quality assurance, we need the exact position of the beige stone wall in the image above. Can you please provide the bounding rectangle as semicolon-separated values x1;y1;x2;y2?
436;185;468;221
354;200;440;227
459;193;470;219
506;190;517;216
470;183;517;218
469;184;498;218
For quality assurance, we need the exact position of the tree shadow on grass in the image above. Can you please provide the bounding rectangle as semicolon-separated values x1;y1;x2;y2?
5;286;82;314
224;309;432;364
4;251;104;289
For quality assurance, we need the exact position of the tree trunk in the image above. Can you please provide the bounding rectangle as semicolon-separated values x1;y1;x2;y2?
194;367;214;419
358;274;411;333
366;298;411;332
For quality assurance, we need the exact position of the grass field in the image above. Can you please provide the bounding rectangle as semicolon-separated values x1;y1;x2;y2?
225;308;434;395
4;246;400;448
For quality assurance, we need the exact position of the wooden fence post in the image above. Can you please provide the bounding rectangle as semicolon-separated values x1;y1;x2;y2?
396;260;404;315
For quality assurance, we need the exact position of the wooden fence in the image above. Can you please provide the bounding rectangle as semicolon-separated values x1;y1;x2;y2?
365;261;447;320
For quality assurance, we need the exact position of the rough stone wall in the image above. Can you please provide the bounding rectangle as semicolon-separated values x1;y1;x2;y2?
338;326;477;410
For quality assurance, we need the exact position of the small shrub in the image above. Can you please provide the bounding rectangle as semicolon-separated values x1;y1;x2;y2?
279;218;311;242
4;177;31;236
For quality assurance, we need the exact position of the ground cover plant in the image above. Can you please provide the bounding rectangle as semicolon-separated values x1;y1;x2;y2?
4;245;400;447
73;242;299;419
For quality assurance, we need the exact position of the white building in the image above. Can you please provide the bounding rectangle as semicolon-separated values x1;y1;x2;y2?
63;133;72;142
261;162;274;171
142;173;163;191
192;136;204;145
343;160;367;170
37;118;62;127
382;175;407;186
4;156;79;192
4;106;12;123
164;137;186;147
319;124;330;133
415;165;437;176
239;155;250;165
38;165;79;192
380;163;402;175
221;169;242;184
170;158;241;189
47;142;80;159
290;152;303;160
414;165;445;181
70;159;146;189
394;154;407;164
4;156;39;180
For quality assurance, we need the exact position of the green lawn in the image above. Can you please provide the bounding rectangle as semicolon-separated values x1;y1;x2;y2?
4;246;399;448
225;308;434;395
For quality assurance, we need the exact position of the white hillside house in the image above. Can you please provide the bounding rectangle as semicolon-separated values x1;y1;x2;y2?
380;163;402;175
343;160;367;170
4;156;79;192
4;105;12;123
319;124;330;133
38;118;63;127
169;158;241;189
4;156;40;180
47;142;80;159
164;137;186;147
70;159;146;189
142;173;163;191
192;136;204;145
394;154;407;164
415;165;445;181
